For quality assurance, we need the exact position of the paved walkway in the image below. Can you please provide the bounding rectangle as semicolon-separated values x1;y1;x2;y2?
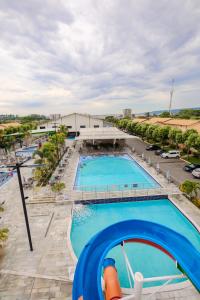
0;143;200;299
0;163;73;299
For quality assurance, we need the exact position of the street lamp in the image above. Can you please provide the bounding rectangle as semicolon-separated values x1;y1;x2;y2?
2;159;45;251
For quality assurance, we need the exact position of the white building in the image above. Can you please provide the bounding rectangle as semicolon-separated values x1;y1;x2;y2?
123;109;132;118
38;113;109;134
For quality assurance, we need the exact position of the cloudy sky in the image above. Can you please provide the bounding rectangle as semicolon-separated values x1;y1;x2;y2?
0;0;200;115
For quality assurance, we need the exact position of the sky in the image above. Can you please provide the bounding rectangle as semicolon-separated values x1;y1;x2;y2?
0;0;200;115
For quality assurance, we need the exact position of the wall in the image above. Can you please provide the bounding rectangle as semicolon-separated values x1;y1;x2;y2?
38;113;104;132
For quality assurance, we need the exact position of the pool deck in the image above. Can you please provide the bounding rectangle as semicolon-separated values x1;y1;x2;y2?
0;142;200;299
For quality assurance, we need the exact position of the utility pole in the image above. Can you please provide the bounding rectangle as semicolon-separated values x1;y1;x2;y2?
1;160;45;251
169;79;175;116
16;163;33;251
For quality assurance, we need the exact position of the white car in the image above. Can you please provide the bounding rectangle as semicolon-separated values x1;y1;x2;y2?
192;168;200;179
161;150;180;159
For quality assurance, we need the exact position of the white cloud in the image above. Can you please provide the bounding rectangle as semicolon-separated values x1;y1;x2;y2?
0;0;199;115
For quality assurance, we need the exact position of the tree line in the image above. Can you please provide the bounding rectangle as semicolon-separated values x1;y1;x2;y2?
114;118;200;208
33;127;68;186
0;123;37;153
113;118;200;157
159;109;200;119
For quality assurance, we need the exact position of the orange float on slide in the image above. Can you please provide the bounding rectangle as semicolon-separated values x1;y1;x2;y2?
103;258;122;300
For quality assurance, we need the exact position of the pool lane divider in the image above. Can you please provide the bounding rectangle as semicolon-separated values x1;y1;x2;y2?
72;220;200;300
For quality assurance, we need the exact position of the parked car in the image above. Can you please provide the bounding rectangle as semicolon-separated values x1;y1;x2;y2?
192;168;200;179
183;164;200;172
146;144;161;151
161;150;180;159
155;149;164;156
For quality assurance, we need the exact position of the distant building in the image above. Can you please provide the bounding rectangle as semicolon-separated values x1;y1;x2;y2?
38;113;111;135
0;114;17;121
92;115;108;120
92;114;122;120
123;109;132;118
49;114;61;121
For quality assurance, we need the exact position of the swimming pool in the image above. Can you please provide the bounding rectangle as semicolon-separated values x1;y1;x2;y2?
22;146;38;152
15;145;38;158
74;154;160;191
70;199;200;288
0;171;14;187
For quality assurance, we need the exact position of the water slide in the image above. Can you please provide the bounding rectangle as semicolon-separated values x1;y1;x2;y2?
72;220;200;300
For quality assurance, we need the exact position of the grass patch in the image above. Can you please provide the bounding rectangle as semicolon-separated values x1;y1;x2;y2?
181;156;200;164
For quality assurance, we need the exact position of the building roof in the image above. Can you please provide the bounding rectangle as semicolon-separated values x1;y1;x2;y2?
4;132;24;137
40;113;104;126
132;117;200;129
61;112;104;122
144;117;172;124
30;128;56;134
75;127;138;140
0;122;20;130
163;119;200;126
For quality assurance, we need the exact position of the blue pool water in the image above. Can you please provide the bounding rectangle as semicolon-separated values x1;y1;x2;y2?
74;154;160;191
15;145;37;158
71;199;200;287
22;146;38;152
0;171;14;187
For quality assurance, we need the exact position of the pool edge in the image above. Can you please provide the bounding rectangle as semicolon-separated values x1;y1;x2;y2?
73;152;162;191
69;196;200;292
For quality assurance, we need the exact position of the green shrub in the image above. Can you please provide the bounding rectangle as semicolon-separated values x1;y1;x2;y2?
179;180;200;201
0;205;9;248
51;182;65;193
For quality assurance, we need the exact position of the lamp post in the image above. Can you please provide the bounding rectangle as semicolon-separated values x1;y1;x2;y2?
1;159;45;251
16;163;33;251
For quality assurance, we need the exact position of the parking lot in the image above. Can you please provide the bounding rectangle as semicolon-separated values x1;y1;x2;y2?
126;138;199;185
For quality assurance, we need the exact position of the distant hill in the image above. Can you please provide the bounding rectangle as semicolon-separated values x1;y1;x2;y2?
137;107;200;116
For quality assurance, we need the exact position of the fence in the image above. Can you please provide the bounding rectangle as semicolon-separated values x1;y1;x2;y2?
73;182;160;192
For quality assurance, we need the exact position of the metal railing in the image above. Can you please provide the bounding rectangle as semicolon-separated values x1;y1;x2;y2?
120;242;186;300
28;184;180;203
73;182;160;192
70;184;180;202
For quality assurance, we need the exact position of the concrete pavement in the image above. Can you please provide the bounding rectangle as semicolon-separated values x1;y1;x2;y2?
126;138;199;185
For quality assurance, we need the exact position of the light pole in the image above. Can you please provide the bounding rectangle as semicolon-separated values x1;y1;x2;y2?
169;79;175;115
2;160;45;251
16;162;33;251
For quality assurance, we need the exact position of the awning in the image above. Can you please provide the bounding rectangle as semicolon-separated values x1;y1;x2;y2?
75;127;138;141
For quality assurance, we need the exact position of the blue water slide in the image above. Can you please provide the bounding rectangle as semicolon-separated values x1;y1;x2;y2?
72;220;200;300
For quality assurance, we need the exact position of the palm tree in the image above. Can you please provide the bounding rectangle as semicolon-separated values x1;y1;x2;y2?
180;180;200;200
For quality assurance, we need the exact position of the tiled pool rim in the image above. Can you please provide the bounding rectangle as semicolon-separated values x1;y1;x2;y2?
68;196;200;294
73;195;200;236
73;153;161;191
75;194;168;205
